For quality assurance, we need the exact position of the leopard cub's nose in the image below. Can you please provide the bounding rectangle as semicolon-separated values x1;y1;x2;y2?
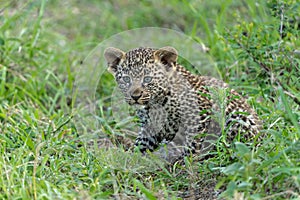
131;89;143;101
131;94;142;101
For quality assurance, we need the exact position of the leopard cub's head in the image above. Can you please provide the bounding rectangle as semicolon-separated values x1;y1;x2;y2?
104;46;178;105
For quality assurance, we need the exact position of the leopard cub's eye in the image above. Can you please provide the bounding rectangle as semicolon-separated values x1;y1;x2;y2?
122;76;131;83
143;76;152;83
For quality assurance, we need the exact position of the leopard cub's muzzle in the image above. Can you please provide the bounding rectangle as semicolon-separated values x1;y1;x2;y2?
127;87;150;105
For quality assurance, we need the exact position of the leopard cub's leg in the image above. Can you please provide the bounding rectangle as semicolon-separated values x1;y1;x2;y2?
133;106;166;153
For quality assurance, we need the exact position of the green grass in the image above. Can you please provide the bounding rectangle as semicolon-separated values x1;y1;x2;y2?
1;0;300;199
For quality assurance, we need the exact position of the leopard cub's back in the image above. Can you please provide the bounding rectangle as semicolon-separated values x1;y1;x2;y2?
177;64;262;139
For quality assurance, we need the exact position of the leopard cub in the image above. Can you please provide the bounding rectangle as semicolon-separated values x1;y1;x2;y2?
104;46;262;162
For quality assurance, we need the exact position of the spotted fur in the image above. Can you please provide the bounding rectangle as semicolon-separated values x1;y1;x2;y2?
104;46;262;162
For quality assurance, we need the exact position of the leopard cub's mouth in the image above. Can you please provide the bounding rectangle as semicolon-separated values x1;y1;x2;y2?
124;90;151;105
123;94;150;106
127;98;150;106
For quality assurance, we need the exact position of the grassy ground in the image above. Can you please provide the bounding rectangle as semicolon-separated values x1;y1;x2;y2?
0;0;299;199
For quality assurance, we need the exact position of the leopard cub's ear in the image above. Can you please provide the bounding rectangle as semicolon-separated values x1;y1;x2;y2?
104;47;125;74
154;46;178;65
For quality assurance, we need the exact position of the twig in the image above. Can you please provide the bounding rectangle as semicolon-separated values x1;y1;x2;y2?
279;5;284;40
261;190;299;200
